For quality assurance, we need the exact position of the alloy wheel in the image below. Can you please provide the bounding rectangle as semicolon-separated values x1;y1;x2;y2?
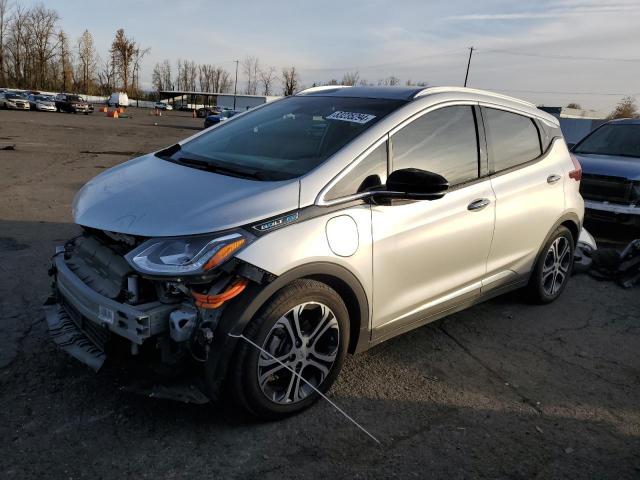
258;302;340;404
542;236;571;296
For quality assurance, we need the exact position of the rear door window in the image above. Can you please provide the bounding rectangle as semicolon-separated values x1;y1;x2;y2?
482;108;542;172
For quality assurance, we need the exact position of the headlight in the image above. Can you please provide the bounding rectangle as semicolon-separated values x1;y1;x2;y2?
125;230;253;276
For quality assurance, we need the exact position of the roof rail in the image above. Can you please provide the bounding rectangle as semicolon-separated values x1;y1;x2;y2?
297;85;351;95
414;86;537;109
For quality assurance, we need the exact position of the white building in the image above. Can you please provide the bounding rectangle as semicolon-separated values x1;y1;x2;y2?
217;94;280;111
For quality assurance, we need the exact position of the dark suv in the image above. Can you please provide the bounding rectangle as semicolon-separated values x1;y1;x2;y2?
571;118;640;227
55;93;94;114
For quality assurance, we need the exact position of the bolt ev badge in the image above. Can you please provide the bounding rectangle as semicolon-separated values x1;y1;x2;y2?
252;212;299;232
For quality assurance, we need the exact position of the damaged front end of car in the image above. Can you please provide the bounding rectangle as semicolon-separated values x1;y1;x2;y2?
44;226;270;403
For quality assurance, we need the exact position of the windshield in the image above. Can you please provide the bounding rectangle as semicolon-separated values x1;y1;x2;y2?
574;124;640;158
68;95;82;102
171;96;405;180
6;94;22;100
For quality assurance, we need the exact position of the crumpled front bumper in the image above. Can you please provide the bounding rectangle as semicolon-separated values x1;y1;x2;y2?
45;254;176;370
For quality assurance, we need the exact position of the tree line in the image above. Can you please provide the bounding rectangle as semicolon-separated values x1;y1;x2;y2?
151;57;302;97
0;1;146;96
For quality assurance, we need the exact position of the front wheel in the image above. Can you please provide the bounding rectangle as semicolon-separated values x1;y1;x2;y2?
228;279;349;419
527;225;574;303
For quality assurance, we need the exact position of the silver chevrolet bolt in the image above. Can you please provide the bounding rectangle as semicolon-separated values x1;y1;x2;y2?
45;86;585;418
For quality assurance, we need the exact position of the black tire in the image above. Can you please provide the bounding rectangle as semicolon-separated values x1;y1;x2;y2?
527;226;574;303
229;279;349;419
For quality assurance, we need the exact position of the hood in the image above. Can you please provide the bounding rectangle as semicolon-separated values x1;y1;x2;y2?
575;153;640;181
73;154;300;237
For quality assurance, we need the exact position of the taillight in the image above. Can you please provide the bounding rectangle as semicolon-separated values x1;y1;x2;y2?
569;153;582;181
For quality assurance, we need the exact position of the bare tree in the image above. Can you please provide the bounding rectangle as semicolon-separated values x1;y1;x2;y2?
405;79;429;87
96;53;115;95
0;0;11;85
5;3;30;87
607;96;638;119
198;63;211;92
241;55;260;95
132;46;150;98
378;75;399;86
215;66;232;93
56;30;74;91
28;4;59;89
341;71;359;86
76;29;96;94
259;65;276;96
281;66;298;96
110;28;136;94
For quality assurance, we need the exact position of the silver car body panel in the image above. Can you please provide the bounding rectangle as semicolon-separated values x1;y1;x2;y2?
73;154;300;237
370;178;496;336
485;138;575;278
236;205;374;321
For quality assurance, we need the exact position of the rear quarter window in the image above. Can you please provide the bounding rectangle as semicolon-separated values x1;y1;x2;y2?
483;108;542;173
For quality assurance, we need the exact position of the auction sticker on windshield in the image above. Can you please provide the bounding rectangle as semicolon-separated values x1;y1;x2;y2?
326;111;376;124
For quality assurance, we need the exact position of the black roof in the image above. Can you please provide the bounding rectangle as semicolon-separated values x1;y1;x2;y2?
300;86;427;101
607;118;640;125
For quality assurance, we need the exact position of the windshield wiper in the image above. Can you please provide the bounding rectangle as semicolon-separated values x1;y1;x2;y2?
155;143;181;159
175;156;269;181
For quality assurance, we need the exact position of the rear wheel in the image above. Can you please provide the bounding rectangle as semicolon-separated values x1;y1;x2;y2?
527;226;574;303
229;279;349;419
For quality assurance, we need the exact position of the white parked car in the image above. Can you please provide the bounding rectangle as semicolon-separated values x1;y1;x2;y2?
154;102;172;110
108;92;129;107
1;92;30;110
28;94;56;112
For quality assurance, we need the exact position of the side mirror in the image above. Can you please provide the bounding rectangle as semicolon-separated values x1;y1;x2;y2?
377;168;449;201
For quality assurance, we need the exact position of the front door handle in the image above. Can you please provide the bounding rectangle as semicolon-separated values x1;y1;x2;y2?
547;174;561;184
468;198;491;211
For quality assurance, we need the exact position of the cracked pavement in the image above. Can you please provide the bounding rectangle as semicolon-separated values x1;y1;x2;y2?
1;109;639;479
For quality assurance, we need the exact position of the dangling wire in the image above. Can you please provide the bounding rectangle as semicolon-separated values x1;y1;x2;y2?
228;332;381;445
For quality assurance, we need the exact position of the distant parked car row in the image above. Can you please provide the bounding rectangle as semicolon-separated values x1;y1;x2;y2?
0;90;95;114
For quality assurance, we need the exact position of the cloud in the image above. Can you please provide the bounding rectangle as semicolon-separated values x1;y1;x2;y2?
447;2;640;21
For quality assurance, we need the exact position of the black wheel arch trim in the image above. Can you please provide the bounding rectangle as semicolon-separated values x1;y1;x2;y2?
202;261;370;401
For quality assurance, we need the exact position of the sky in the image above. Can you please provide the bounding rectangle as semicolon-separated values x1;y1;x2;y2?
29;0;640;111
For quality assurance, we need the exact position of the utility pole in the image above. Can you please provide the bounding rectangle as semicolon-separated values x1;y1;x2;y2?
464;46;474;87
233;59;239;109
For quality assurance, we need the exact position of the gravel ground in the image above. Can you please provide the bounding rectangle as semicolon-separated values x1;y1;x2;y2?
1;108;639;479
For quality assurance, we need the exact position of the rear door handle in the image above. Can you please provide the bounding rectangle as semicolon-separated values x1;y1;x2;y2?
547;174;561;184
467;198;491;211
